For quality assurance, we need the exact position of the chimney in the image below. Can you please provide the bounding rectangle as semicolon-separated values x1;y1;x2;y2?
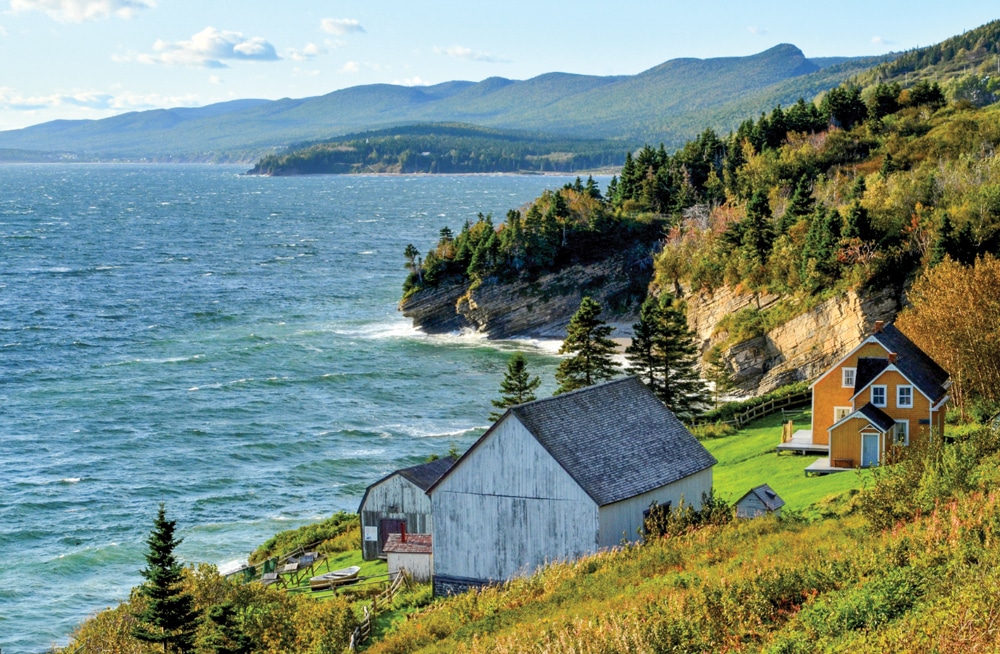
873;320;885;334
400;523;406;543
888;352;898;364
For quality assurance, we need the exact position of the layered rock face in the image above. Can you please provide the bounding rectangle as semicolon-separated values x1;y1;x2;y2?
399;251;650;340
401;254;902;397
686;285;901;396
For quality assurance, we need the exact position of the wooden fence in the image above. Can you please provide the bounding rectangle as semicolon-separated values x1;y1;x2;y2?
710;390;811;429
349;568;410;651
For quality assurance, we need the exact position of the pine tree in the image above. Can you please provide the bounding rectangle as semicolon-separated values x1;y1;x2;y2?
625;296;706;419
132;504;197;654
555;297;621;394
489;353;542;420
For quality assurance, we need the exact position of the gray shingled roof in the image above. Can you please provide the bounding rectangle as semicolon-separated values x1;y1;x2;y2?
854;357;889;394
504;377;717;507
855;402;897;432
357;457;455;513
399;457;456;491
873;324;950;403
739;484;785;512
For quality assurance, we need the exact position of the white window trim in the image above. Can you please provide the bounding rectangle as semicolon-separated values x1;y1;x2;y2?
842;367;856;388
897;385;914;409
871;385;888;408
834;406;852;423
895;419;910;446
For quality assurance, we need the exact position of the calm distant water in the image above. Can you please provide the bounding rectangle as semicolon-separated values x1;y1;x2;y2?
0;165;587;653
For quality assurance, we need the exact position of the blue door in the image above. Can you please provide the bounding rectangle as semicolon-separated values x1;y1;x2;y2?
861;432;880;467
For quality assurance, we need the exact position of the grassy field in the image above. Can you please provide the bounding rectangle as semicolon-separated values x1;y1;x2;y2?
702;411;868;516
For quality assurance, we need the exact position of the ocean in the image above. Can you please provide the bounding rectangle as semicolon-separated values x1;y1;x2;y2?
0;165;591;653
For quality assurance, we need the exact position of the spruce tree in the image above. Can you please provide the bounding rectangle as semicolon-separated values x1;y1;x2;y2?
489;353;542;420
625;296;706;419
132;504;197;654
555;297;621;394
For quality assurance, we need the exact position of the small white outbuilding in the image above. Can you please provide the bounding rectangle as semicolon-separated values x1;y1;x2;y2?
383;531;433;583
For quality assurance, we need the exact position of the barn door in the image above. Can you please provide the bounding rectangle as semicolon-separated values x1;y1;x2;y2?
378;519;406;555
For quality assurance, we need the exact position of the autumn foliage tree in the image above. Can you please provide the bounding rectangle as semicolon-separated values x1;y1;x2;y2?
896;255;1000;416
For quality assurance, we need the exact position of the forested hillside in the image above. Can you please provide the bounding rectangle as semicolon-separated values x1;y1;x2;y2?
402;19;1000;416
247;124;626;175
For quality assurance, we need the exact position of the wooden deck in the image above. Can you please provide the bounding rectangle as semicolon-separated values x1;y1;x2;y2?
804;457;854;476
776;430;830;455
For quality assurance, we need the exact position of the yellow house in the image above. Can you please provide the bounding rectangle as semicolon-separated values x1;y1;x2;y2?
781;321;950;472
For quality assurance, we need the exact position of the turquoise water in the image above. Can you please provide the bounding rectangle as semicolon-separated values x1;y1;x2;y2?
0;165;582;653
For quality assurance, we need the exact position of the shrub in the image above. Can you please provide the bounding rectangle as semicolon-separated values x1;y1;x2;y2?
249;512;358;564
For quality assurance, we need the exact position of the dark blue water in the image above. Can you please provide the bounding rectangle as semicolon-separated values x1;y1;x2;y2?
0;165;583;653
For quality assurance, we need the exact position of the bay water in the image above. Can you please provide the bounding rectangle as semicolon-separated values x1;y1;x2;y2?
0;165;588;653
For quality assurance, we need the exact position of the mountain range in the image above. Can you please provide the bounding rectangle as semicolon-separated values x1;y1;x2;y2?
0;44;886;162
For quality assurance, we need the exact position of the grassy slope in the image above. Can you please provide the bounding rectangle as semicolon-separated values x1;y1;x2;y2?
363;419;1000;653
704;412;867;515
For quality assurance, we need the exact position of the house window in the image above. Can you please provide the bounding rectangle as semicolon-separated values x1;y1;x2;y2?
897;385;913;408
871;385;887;407
834;406;852;422
842;367;856;388
895;420;909;446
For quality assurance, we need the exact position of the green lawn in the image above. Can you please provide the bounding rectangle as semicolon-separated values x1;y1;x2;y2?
283;549;387;598
702;411;869;515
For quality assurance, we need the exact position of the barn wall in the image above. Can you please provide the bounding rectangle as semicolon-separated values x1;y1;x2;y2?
359;474;433;561
597;467;713;547
387;552;433;582
431;415;598;584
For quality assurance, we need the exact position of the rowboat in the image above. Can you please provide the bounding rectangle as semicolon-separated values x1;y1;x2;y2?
310;565;361;590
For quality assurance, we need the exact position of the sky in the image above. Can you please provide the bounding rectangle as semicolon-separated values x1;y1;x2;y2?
0;1;997;132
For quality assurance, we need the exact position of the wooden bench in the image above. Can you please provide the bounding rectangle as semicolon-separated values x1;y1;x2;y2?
832;458;853;468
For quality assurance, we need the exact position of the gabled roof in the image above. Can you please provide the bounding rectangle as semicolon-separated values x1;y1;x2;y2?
854;357;889;394
383;533;432;555
871;324;949;403
829;402;896;433
357;457;455;513
737;484;785;512
430;377;716;507
398;457;456;491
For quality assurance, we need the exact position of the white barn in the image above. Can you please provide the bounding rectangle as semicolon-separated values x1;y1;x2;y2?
427;377;716;595
358;457;454;561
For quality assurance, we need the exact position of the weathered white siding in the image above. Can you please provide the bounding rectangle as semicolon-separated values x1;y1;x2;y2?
735;494;780;519
597;467;713;547
432;415;599;583
360;475;433;561
387;552;433;583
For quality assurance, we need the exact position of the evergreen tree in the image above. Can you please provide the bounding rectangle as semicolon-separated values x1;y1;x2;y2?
196;602;251;654
555;297;621;394
403;244;422;285
489;353;542;421
625;296;706;419
132;504;197;654
780;177;814;232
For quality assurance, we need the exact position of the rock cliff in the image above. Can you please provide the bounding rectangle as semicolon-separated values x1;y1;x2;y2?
399;249;652;340
401;254;903;397
686;284;901;396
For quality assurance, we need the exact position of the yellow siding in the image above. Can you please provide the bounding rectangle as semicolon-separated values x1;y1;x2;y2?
812;342;888;445
859;369;933;440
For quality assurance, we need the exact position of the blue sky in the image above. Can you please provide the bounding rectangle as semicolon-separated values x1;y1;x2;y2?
0;1;996;131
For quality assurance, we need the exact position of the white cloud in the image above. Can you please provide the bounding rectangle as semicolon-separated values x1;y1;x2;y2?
293;67;321;78
394;76;425;87
747;26;768;35
871;36;894;46
10;0;154;22
340;60;360;74
433;45;507;63
0;86;198;111
117;27;279;68
0;24;8;36
287;42;326;62
208;75;222;84
321;18;365;36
